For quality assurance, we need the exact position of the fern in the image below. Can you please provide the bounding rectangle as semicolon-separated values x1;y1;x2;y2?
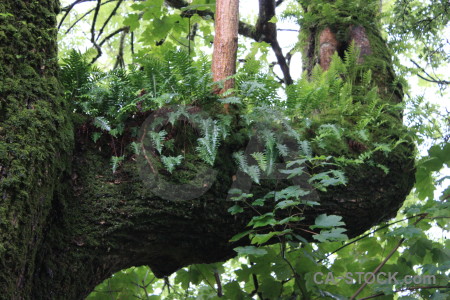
343;41;360;83
161;155;183;173
251;152;268;172
196;118;221;165
298;140;313;158
276;143;289;157
149;130;167;155
233;151;261;184
60;50;96;99
93;117;111;132
130;142;141;155
111;155;125;173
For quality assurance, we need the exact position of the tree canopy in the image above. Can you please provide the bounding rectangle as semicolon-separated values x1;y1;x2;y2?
0;0;448;299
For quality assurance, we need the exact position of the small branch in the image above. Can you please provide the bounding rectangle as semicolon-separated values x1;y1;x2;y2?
113;28;128;69
271;40;293;85
214;270;223;297
285;47;296;67
64;7;95;35
131;31;135;55
250;262;264;300
89;0;103;64
277;28;299;32
256;0;293;84
99;26;129;47
91;0;101;42
96;0;124;41
90;26;129;64
62;0;117;35
349;214;428;300
61;0;97;11
281;255;310;299
318;214;427;263
410;59;450;86
59;0;82;30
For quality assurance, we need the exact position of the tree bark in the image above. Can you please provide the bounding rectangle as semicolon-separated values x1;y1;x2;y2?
0;0;415;299
212;0;239;102
0;0;74;297
300;2;403;103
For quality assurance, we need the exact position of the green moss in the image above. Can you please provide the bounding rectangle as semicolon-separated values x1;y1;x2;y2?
0;0;73;297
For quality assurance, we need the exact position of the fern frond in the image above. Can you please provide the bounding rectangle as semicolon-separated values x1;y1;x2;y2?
149;130;167;154
298;140;313;157
233;151;261;184
251;152;268;172
111;155;125;174
196;118;221;165
93;117;111;132
161;155;183;173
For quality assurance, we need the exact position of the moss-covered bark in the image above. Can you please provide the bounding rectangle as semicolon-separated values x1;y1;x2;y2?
0;0;415;298
300;0;403;103
32;125;414;298
0;0;73;298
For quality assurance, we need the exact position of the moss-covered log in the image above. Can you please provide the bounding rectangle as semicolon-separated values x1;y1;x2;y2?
0;0;415;299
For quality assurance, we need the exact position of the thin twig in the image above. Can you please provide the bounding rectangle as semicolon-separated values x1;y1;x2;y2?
63;0;116;35
318;214;427;263
214;270;223;297
90;26;129;64
59;0;85;29
349;214;428;300
410;59;450;86
114;28;128;69
90;0;103;64
96;0;124;41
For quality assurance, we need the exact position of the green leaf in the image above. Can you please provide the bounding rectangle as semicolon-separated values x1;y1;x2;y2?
386;226;422;238
311;214;345;229
228;204;244;215
223;281;246;299
259;277;282;299
180;4;215;11
268;16;278;23
275;200;301;210
275;185;310;201
229;230;252;242
252;198;265;206
234;246;268;256
111;156;124;173
314;228;348;242
248;213;276;228
123;14;141;31
251;230;292;244
92;132;102;143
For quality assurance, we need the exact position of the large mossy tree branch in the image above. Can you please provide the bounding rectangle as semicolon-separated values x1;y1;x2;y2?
30;117;415;298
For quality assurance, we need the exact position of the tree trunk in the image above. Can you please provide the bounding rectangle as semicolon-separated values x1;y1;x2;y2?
300;2;403;103
212;0;239;106
0;0;414;299
0;0;74;297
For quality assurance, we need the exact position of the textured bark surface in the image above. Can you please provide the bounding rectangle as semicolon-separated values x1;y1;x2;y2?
212;0;239;97
319;27;339;70
0;0;415;299
0;1;74;298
